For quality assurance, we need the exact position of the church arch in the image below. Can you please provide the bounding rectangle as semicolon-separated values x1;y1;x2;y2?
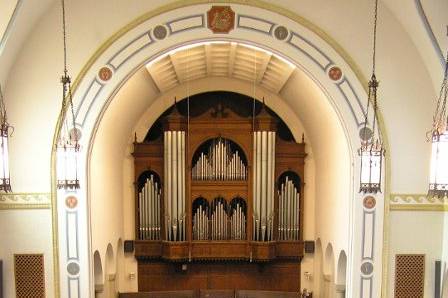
52;2;388;297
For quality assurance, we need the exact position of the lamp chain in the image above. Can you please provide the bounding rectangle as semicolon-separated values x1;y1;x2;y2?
372;0;378;74
62;0;68;75
0;84;6;126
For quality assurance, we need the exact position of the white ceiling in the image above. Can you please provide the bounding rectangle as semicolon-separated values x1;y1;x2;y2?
145;42;295;94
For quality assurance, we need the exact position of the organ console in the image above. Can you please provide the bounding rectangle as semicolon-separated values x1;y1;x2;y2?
132;92;306;292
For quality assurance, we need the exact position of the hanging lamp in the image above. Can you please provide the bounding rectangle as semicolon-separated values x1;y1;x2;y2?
56;0;80;190
428;47;448;198
0;84;13;192
359;0;385;193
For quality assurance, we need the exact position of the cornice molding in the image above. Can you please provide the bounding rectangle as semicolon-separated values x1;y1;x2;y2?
0;192;51;210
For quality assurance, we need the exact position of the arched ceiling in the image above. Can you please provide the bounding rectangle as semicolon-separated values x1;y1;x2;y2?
146;42;295;94
1;0;446;90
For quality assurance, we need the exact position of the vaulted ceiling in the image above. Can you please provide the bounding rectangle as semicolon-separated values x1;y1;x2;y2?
145;42;295;94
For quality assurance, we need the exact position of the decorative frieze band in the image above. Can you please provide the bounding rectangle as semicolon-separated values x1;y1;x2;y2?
389;194;448;211
0;193;51;209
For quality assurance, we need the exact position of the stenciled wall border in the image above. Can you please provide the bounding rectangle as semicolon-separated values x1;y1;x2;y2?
0;192;51;210
390;194;448;211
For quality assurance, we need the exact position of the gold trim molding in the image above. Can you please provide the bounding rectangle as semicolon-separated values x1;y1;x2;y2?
389;194;448;211
0;193;51;210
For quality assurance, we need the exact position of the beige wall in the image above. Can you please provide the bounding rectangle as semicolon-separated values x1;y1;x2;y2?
0;209;54;298
388;211;444;298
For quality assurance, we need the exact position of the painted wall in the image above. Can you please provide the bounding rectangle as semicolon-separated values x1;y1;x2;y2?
388;211;444;298
0;209;54;298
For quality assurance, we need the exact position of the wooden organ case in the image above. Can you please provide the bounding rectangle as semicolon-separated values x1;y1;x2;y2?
133;93;306;292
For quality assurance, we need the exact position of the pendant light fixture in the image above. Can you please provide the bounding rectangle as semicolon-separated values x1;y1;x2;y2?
428;46;448;198
0;84;13;192
359;0;385;194
56;0;80;190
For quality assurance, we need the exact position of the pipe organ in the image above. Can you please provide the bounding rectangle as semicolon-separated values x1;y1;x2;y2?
192;138;247;181
132;93;307;293
138;174;161;240
252;131;276;241
278;174;301;241
164;131;186;241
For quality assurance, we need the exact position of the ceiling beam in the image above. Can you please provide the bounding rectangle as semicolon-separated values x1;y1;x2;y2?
205;44;212;76
169;53;185;83
228;42;237;77
256;53;272;83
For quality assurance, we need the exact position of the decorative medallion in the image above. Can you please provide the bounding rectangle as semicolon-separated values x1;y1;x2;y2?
153;25;168;40
328;66;342;81
361;261;374;275
65;195;78;209
207;6;235;34
67;262;80;275
363;196;376;209
274;26;288;40
359;126;373;141
69;127;82;142
98;66;113;82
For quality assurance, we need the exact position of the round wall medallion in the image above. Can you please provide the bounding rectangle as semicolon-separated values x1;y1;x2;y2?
69;127;82;142
98;66;113;81
360;261;373;275
363;196;376;209
65;195;78;209
153;25;168;40
359;127;373;141
328;66;342;81
67;262;80;275
274;26;288;40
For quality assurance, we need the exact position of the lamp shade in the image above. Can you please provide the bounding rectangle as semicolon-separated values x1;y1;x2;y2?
56;142;80;190
428;130;448;197
0;124;11;192
360;141;384;193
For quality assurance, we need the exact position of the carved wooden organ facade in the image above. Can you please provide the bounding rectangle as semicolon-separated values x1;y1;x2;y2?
133;93;306;292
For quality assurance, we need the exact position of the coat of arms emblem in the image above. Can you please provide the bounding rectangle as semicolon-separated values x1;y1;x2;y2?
207;6;235;34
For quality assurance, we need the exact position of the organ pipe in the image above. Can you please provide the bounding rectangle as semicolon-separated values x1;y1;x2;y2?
278;176;300;241
138;175;162;240
164;131;186;241
253;131;276;241
192;138;247;181
230;203;246;240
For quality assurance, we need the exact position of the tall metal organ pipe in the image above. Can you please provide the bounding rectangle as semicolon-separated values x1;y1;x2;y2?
138;175;162;240
252;131;276;241
164;131;186;241
278;176;300;240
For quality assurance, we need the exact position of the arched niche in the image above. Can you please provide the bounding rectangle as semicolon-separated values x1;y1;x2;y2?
93;250;104;292
324;243;335;277
116;238;124;291
336;250;347;286
105;243;115;275
314;238;324;297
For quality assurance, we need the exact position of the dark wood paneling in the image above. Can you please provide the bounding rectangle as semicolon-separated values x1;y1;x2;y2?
138;261;300;292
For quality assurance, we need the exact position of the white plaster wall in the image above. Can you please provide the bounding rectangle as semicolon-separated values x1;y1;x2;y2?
442;212;448;297
281;69;351;258
89;67;158;291
0;209;54;298
388;211;444;298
